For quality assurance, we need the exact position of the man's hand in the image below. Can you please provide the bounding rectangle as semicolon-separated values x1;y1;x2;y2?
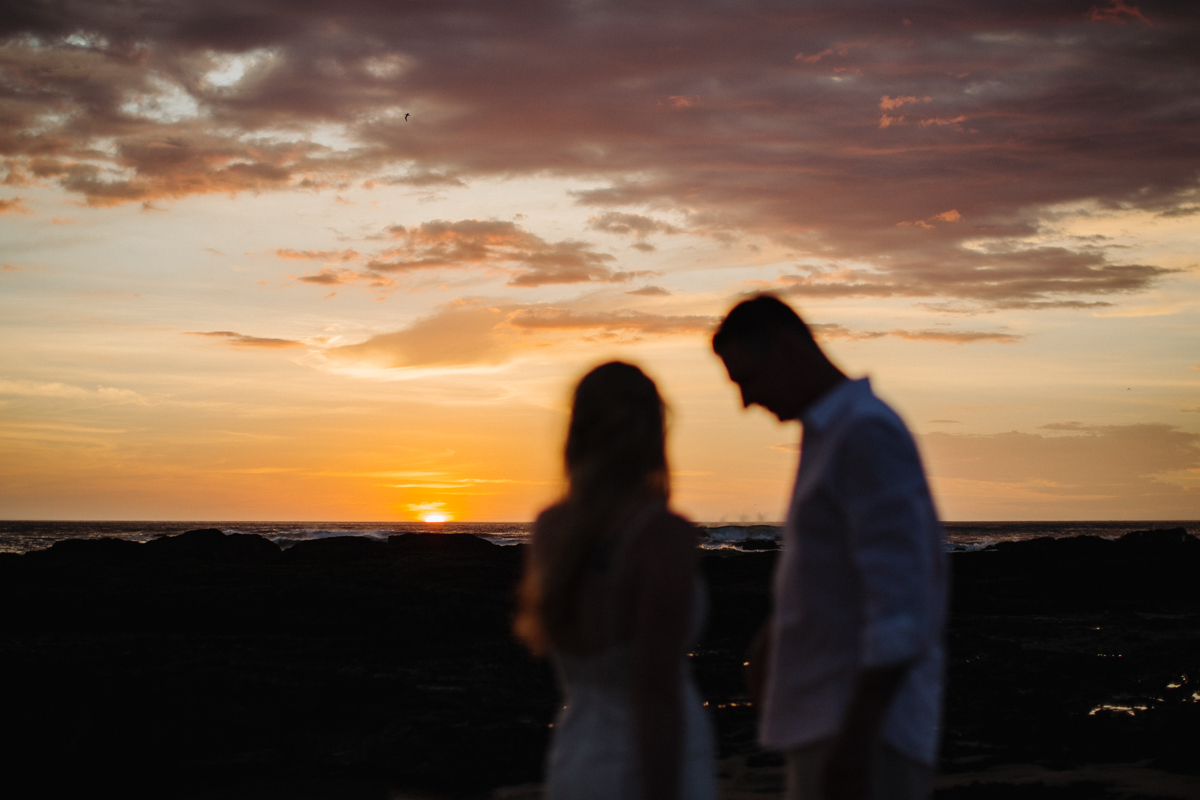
820;664;910;800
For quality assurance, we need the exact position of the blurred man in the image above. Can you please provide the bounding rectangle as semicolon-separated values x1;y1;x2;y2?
713;295;947;800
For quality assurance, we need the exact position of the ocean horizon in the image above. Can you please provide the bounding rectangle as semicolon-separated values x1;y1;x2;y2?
2;519;1195;556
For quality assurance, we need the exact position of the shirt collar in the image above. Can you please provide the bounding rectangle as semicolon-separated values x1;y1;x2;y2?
801;376;870;431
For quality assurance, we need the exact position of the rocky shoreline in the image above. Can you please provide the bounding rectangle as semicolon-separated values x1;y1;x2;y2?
1;527;1197;798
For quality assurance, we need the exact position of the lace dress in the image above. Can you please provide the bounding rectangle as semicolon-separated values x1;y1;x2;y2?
544;510;718;800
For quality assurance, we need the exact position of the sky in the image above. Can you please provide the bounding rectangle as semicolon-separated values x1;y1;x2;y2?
1;0;1198;523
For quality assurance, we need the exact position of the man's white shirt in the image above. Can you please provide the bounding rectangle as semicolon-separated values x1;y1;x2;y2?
760;377;947;766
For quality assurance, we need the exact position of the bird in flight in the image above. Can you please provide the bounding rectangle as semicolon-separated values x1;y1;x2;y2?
405;112;410;121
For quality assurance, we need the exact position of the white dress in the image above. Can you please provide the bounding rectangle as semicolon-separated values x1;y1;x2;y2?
544;510;718;800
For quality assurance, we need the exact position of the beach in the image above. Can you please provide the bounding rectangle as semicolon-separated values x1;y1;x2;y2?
1;525;1197;798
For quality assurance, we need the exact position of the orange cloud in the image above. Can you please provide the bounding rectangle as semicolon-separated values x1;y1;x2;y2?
878;95;931;128
326;304;509;369
1087;1;1148;24
898;209;961;228
919;115;968;127
325;301;719;369
795;41;865;64
276;249;360;262
0;197;30;215
879;95;931;111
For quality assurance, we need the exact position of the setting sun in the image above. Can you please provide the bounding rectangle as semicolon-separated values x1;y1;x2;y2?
422;513;451;524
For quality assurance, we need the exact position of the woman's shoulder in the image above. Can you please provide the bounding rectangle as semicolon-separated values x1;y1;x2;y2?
535;501;569;526
532;502;572;547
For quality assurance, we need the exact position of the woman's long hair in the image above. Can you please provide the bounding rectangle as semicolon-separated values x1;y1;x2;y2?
514;361;668;656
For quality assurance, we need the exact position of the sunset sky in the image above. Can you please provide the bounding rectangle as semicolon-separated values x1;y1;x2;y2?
2;0;1198;523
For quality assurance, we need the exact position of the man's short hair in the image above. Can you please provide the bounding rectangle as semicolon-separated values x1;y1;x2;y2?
712;294;814;353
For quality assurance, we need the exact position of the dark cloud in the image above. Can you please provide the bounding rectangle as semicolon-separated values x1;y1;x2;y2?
374;220;622;287
1088;0;1149;24
186;330;302;348
812;322;1021;344
279;218;634;287
295;267;362;286
811;323;889;341
374;170;466;188
587;211;682;239
2;1;1196;303
626;285;671;296
889;329;1022;345
774;249;1173;309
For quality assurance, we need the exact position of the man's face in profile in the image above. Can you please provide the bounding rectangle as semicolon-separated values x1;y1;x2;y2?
717;340;802;422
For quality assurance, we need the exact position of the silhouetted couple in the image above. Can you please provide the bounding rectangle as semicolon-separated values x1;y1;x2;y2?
515;295;947;800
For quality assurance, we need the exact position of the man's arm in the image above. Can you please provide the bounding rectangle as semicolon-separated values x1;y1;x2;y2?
826;417;942;800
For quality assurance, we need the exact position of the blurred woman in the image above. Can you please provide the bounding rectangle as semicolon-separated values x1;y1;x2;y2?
514;361;717;800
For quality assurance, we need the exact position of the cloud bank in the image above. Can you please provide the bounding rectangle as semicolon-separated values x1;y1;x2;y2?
2;1;1195;307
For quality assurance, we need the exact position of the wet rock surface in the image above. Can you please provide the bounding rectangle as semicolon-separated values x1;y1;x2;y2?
1;528;1197;798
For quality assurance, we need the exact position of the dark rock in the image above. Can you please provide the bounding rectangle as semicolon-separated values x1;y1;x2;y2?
387;531;501;555
991;534;1116;556
283;534;386;564
1116;526;1196;548
738;539;778;550
144;528;282;564
28;536;145;562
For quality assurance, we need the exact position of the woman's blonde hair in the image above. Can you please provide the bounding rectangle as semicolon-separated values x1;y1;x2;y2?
514;362;668;656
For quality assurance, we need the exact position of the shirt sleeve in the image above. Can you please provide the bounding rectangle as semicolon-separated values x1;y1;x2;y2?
835;415;941;669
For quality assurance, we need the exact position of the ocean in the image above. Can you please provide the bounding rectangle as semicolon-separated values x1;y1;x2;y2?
1;519;1195;555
